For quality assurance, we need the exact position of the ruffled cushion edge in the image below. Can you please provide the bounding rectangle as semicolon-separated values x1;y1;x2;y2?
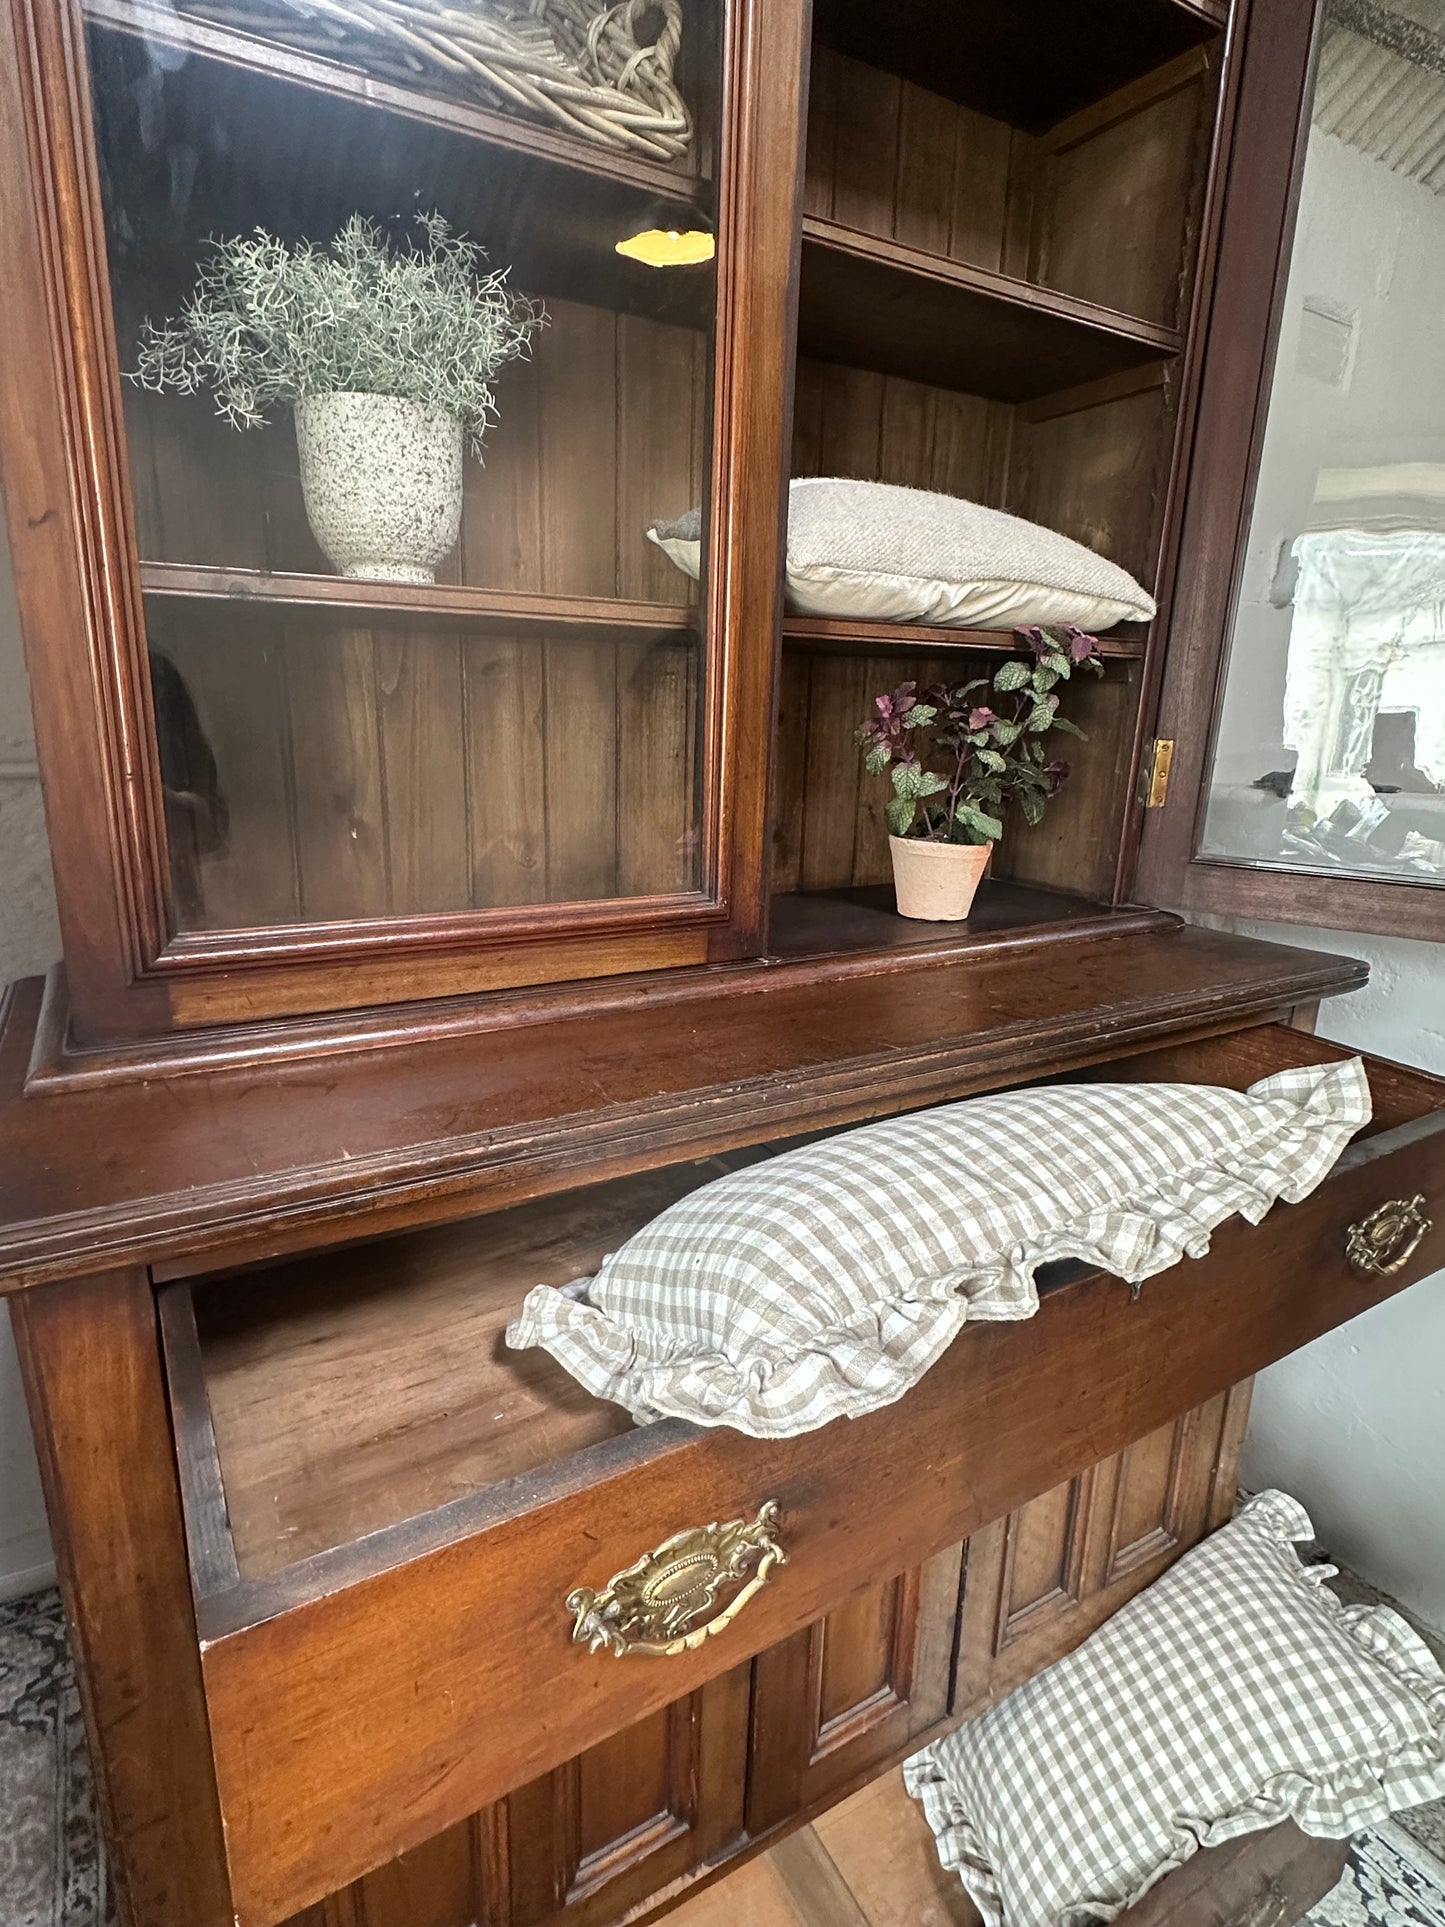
903;1488;1445;1927
505;1059;1371;1439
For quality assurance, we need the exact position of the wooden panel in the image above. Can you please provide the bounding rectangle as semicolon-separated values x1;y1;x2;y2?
10;1274;233;1927
747;1546;964;1835
955;1387;1250;1715
499;1666;749;1927
801;45;1211;334
188;1167;739;1577
987;665;1143;903
804;47;1013;275
993;1467;1097;1649
1011;370;1174;587
1103;1411;1196;1582
273;1670;749;1927
665;1786;1347;1927
1035;55;1217;330
347;1823;477;1927
808;0;1220;135
792;359;1013;501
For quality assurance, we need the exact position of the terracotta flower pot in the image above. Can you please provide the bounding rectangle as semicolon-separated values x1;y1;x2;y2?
888;835;992;921
295;391;463;584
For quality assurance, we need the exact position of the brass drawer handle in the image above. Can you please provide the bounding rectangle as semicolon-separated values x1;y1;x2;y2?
1346;1195;1431;1277
567;1501;786;1658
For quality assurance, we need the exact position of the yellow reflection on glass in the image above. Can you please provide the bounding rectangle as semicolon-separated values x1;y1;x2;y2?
615;226;715;267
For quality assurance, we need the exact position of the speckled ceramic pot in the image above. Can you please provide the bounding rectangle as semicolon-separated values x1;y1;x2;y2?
294;392;463;584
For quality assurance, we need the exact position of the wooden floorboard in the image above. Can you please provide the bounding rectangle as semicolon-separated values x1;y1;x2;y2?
666;1774;979;1927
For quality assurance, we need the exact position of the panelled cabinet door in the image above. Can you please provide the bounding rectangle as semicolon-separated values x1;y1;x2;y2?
489;1666;750;1927
955;1387;1251;1714
746;1543;965;1836
276;1667;751;1927
0;0;807;1039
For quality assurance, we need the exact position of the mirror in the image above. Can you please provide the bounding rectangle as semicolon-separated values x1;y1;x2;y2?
1201;0;1445;889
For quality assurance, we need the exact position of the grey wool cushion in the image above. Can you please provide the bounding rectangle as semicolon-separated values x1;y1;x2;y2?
505;1059;1369;1439
647;479;1157;629
904;1490;1445;1927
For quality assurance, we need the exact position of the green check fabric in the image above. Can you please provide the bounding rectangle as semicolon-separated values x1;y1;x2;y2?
506;1059;1369;1437
905;1491;1445;1927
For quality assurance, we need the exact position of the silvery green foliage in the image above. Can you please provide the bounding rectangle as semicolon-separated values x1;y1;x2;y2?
130;212;543;459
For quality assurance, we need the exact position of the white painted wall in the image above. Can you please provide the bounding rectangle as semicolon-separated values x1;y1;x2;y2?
1194;918;1445;1640
0;510;60;1599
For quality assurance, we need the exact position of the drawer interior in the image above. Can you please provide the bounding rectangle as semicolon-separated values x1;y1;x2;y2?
167;1023;1444;1588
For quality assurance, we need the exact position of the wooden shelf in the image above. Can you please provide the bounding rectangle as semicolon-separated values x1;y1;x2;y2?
798;218;1181;401
141;567;1145;655
84;0;708;206
139;563;698;638
766;881;1166;961
782;614;1146;658
86;7;714;331
810;0;1222;131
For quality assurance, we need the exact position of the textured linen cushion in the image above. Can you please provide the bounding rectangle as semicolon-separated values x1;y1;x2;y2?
646;479;1157;629
904;1490;1445;1927
506;1059;1369;1438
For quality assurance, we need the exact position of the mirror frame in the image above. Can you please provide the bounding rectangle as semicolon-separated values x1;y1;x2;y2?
1136;0;1445;941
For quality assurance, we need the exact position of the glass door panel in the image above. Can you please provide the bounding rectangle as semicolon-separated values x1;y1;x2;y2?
1199;9;1445;890
85;0;721;930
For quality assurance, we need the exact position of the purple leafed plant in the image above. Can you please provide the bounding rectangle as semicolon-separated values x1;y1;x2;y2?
854;625;1105;844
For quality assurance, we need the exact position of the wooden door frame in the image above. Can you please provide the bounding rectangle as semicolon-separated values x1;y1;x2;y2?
0;0;809;1043
1135;0;1445;941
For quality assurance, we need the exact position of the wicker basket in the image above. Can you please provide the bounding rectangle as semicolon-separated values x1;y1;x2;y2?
182;0;694;159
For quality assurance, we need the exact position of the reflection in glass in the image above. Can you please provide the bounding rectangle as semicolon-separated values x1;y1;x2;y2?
1201;8;1445;888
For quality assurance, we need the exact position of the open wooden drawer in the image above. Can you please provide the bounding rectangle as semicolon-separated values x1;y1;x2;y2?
158;1024;1445;1927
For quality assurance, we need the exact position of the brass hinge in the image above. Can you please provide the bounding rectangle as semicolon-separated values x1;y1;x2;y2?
1140;738;1174;808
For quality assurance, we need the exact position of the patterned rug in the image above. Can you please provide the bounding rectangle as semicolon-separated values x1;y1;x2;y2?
0;1590;106;1927
0;1584;1441;1927
1309;1822;1445;1927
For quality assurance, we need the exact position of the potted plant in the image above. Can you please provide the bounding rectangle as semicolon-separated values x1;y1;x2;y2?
855;625;1105;921
131;212;543;584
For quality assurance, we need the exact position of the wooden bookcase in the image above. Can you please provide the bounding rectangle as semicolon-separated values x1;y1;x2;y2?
4;6;1441;1927
0;0;1244;1051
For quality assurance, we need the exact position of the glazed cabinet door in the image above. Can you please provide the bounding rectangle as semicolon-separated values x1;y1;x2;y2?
745;1543;965;1836
1138;0;1445;941
0;0;807;1040
955;1386;1252;1712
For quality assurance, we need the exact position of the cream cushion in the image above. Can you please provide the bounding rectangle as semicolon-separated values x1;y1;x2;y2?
904;1490;1445;1927
506;1059;1368;1439
646;479;1157;629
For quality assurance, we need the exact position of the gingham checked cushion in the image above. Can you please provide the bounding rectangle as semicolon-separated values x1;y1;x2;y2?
904;1490;1445;1927
505;1058;1369;1437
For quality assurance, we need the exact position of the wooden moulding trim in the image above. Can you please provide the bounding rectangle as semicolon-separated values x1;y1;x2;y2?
1038;44;1218;156
1176;855;1445;945
799;216;1184;359
2;942;1366;1289
29;904;1185;1089
156;1284;241;1597
159;888;723;971
193;1093;1443;1634
780;617;1147;659
139;564;699;637
81;0;711;204
1111;1;1243;903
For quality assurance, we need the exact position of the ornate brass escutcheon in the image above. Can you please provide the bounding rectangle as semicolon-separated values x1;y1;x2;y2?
566;1501;786;1657
1345;1195;1432;1278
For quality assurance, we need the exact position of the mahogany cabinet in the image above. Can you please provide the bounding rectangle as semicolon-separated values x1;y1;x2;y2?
2;2;1444;1927
0;0;1241;1047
